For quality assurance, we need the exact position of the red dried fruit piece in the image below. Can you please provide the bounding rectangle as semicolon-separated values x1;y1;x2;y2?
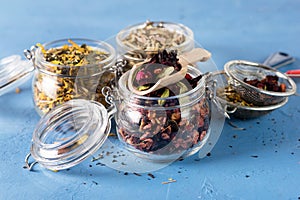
244;75;286;92
280;83;286;92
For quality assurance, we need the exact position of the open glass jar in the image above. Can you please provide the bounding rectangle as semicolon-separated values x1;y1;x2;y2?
115;67;210;161
26;38;116;116
116;21;194;72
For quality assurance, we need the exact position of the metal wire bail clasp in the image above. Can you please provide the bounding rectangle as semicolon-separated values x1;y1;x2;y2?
102;86;117;118
24;45;38;68
110;59;127;88
24;153;38;171
206;73;230;119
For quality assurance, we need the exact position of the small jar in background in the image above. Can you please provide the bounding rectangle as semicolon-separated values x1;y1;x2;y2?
29;38;116;115
116;21;194;72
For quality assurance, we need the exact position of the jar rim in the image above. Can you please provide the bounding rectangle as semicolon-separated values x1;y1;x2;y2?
35;38;116;74
116;21;194;54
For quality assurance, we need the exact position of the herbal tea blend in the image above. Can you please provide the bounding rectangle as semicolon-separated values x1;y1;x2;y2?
116;21;194;72
121;21;186;52
31;39;116;115
244;75;286;92
116;51;210;158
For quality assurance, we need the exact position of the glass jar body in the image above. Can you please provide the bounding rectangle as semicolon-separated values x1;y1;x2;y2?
116;21;194;72
32;39;116;115
115;66;211;162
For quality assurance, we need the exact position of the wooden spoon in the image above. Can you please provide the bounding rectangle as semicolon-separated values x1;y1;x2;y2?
127;48;211;96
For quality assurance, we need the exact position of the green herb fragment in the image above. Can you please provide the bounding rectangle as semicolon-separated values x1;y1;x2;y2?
137;85;150;91
176;81;189;94
158;88;170;105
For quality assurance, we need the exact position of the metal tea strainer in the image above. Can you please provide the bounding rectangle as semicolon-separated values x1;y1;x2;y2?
224;60;297;106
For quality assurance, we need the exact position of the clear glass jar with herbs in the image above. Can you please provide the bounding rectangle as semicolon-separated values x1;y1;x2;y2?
116;21;194;72
30;38;116;115
115;65;211;162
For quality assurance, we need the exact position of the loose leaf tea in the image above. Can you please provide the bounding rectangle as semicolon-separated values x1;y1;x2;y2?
217;86;253;107
117;50;209;156
132;50;202;96
34;40;113;114
122;21;186;52
120;21;190;72
40;39;109;67
244;75;286;92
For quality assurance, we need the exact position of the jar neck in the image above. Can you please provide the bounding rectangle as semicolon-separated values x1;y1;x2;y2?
117;66;206;110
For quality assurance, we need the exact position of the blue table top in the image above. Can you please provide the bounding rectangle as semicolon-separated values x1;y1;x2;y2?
0;0;300;199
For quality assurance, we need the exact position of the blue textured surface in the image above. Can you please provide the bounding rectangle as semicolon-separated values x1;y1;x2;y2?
0;0;300;199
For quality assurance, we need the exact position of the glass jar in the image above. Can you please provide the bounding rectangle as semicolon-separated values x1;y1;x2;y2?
114;66;211;162
28;38;116;115
116;21;194;72
24;65;225;172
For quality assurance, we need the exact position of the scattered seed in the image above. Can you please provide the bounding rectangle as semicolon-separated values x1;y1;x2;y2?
162;178;176;184
109;133;117;137
91;154;104;162
15;87;21;94
133;172;142;177
92;181;98;185
96;162;105;166
147;173;155;179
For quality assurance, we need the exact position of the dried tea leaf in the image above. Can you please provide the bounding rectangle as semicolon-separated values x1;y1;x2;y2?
176;81;188;94
158;88;170;106
137;85;150;91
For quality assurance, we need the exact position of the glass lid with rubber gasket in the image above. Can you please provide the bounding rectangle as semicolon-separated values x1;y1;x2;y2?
26;99;113;171
0;55;34;96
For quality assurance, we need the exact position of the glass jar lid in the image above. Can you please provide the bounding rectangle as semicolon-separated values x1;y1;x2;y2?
28;99;111;171
0;55;34;96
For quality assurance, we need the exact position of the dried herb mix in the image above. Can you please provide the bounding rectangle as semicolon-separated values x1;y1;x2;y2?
244;75;286;92
122;21;186;53
119;21;191;72
217;85;253;107
117;50;210;156
33;39;114;114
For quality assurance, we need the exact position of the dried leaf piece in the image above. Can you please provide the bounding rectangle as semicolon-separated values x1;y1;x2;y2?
158;88;170;106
